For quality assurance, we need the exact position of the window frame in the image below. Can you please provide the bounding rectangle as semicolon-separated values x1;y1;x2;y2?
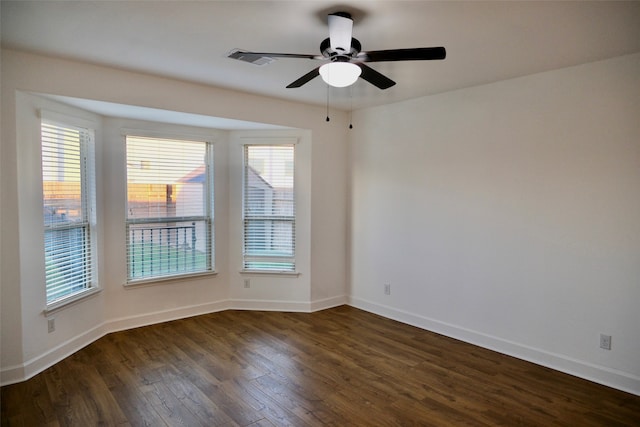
242;142;297;274
124;134;215;285
41;115;99;311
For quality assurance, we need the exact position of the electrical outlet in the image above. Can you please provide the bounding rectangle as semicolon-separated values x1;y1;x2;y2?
384;283;391;295
47;318;55;333
244;279;251;289
599;334;612;350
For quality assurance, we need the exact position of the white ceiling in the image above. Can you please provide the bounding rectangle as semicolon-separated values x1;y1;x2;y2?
2;1;640;111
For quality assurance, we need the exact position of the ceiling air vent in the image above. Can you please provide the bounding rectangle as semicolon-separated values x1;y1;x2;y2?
227;49;276;66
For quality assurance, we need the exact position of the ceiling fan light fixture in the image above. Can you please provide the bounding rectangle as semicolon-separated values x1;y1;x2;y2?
319;62;361;87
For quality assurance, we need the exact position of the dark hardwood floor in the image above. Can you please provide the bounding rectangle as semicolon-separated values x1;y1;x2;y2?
2;306;639;426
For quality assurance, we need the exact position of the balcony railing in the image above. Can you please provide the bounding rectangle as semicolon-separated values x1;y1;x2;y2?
128;222;200;279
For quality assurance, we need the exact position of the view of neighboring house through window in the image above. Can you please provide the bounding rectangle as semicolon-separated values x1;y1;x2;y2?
243;144;295;272
41;120;97;305
125;136;214;282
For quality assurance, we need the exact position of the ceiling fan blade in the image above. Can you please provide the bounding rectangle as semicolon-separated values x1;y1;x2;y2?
328;12;353;53
360;47;446;62
229;50;320;61
286;66;321;88
356;63;396;89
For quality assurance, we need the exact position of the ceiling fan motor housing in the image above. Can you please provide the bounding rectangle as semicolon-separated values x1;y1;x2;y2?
320;37;362;61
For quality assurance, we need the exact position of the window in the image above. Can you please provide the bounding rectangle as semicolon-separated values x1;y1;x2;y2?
125;136;214;282
41;120;97;305
243;144;295;272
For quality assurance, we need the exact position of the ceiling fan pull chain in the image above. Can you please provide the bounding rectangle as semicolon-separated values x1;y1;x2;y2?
349;86;354;129
326;84;330;122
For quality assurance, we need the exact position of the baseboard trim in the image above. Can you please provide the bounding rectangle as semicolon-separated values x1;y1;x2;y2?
348;296;640;396
310;295;348;312
0;364;25;386
3;323;106;386
229;299;312;312
106;300;230;333
228;295;348;313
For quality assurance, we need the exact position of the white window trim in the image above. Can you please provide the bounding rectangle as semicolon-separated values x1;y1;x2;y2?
241;139;298;274
43;287;102;316
40;111;100;311
41;109;98;133
123;270;218;288
239;270;300;277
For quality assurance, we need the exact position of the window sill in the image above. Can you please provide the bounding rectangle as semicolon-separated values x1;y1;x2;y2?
240;270;300;277
124;270;217;288
43;286;102;316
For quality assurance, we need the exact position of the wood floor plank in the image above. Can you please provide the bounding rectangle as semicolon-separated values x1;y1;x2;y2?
141;381;206;427
2;306;639;426
144;325;262;425
231;377;317;427
65;355;130;425
168;318;266;382
155;364;235;426
167;352;265;426
0;374;58;426
106;383;169;427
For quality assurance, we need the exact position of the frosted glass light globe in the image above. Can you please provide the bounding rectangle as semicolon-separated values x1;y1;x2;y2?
319;62;361;87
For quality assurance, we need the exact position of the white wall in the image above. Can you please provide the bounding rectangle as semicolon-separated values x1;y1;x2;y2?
349;53;640;394
1;49;349;384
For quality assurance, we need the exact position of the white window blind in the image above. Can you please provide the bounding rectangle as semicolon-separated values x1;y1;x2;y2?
41;120;96;304
126;136;214;281
243;144;295;272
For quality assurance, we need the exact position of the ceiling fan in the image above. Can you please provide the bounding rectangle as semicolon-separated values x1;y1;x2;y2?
228;12;446;90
